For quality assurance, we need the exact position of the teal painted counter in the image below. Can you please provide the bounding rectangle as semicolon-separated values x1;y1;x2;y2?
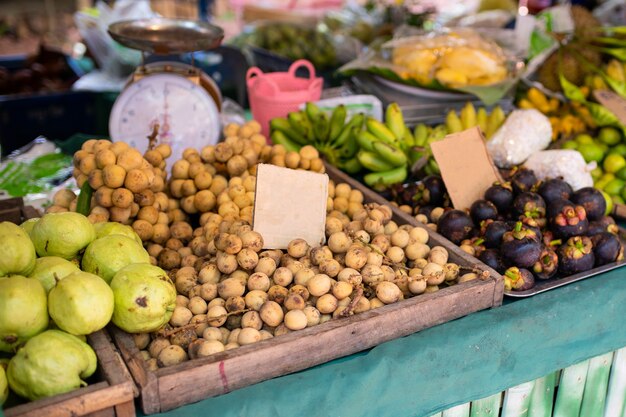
147;267;626;417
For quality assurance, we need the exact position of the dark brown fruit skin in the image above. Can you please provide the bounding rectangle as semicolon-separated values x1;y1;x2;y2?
470;200;498;225
504;267;535;291
513;192;546;219
482;220;510;248
437;210;475;245
571;187;606;222
558;236;595;276
591;232;624;267
484;183;513;214
511;169;538;195
501;226;543;269
479;249;506;274
538;179;573;205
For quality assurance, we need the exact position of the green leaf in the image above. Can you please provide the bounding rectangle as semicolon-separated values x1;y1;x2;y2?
559;73;588;103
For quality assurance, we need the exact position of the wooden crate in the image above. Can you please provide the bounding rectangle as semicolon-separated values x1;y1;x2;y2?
1;198;137;417
111;164;503;414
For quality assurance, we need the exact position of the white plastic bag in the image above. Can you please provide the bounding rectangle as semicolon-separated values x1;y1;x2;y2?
523;150;595;191
486;109;552;168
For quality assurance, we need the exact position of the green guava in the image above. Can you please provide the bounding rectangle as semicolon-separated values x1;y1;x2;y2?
7;330;96;401
20;218;39;236
81;235;150;284
110;263;177;333
0;221;37;277
48;271;114;336
94;222;142;245
28;256;80;293
0;362;7;405
31;212;96;260
0;276;48;352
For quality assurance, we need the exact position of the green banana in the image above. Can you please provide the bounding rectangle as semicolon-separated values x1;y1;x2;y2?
332;113;364;148
413;124;429;147
486;106;505;139
366;117;397;144
328;105;347;142
339;127;360;159
427;125;449;143
305;102;322;123
385;102;405;141
356;130;379;152
460;102;477;130
338;157;362;174
402;126;414;148
357;150;395;172
270;117;309;145
271;130;301;152
372;141;407;167
427;158;440;174
363;165;408;187
445;110;463;133
477;107;488;135
288;111;313;140
313;113;331;143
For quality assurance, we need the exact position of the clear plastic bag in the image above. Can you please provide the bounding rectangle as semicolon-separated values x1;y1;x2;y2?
523;150;595;191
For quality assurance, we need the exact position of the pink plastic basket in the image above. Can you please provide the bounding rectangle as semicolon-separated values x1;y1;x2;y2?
247;59;323;138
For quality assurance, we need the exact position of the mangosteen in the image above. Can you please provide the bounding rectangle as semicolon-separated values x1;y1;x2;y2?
519;216;544;240
484;182;514;213
470;200;498;225
512;192;546;219
436;210;475;245
532;247;559;280
571;187;606;221
591;232;624;266
503;267;535;291
558;236;595;276
420;175;448;207
501;222;543;268
459;237;486;257
511;168;538;194
550;203;589;239
479;249;506;274
547;198;574;220
587;216;619;237
481;220;510;248
538;178;573;204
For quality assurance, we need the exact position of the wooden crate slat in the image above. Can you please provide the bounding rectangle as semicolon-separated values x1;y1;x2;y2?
579;352;613;417
442;402;471;417
527;372;557;417
603;347;626;417
501;380;534;417
553;359;590;417
470;393;503;417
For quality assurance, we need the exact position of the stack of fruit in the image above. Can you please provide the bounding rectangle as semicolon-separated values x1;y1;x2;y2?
270;101;507;187
0;211;177;403
412;168;623;291
561;127;626;205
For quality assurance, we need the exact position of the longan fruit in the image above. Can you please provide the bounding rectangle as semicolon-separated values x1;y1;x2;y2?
95;149;116;169
144;149;163;167
86;169;103;189
226;155;248;177
102;164;126;188
110;206;132;224
152;223;170;244
125;169;149;193
79;153;97;175
95;186;114;208
209;175;228;195
53;189;76;208
193;190;216;212
181;196;198;214
93;139;112;153
81;139;98;152
299;158;311;170
299;145;319;160
155;143;172;159
181;179;197;197
133;219;154;241
270;154;285;167
150;174;165;193
107;141;128;156
116;148;144;171
112;187;134;209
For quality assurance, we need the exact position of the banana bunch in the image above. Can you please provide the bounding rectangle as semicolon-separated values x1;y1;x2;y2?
411;103;506;175
355;103;410;189
269;103;365;174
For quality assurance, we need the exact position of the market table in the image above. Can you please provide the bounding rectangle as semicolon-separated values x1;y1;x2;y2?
133;267;626;417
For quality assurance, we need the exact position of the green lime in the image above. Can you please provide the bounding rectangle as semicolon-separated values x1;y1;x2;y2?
578;143;606;163
595;173;615;190
622;186;626;203
612;195;625;205
610;144;626;157
604;178;625;196
598;143;610;154
601;190;614;215
598;127;622;146
562;140;579;150
617;166;626;181
591;167;604;181
603;154;626;173
575;133;594;144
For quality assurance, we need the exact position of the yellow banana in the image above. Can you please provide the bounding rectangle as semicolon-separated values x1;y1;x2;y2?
607;59;625;83
372;141;407;167
460;102;477;130
366;117;397;144
356;130;378;152
527;88;551;113
357;150;395;172
485;106;505;139
476;107;488;134
413;123;429;147
517;99;535;110
385;102;406;141
445;110;463;133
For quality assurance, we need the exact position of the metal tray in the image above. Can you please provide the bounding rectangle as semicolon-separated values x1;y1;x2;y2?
505;260;626;297
108;18;224;54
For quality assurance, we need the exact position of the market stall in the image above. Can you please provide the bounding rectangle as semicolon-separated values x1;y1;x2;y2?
1;1;626;417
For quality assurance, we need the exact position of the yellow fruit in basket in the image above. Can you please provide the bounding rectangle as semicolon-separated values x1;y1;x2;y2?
437;47;507;87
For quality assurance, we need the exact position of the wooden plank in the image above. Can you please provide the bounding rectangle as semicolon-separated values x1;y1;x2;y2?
470;393;502;417
501;380;534;417
442;402;471;417
0;207;22;223
527;372;557;417
4;330;136;417
580;352;613;417
0;196;23;211
553;359;590;417
604;347;626;417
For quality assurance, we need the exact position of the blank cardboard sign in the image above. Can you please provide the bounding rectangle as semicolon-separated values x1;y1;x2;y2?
430;127;502;210
253;164;328;249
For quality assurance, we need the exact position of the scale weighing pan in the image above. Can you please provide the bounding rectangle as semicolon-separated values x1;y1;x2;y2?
108;18;224;55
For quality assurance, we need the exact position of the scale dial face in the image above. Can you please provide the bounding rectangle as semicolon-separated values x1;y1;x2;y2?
109;72;220;165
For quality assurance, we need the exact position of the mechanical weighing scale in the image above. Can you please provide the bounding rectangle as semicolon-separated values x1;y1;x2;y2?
107;18;224;163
